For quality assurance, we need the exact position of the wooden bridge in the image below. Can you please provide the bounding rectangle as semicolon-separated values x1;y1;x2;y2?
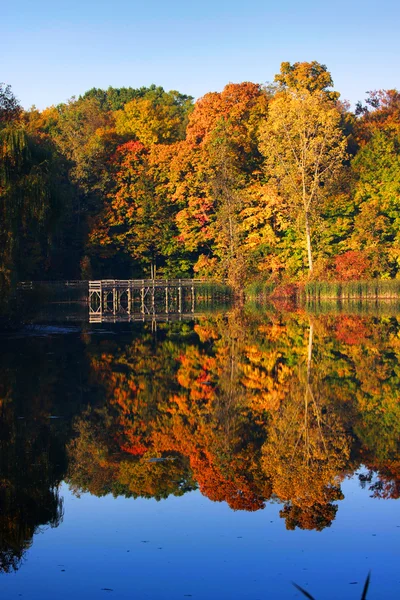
17;278;229;323
88;279;203;323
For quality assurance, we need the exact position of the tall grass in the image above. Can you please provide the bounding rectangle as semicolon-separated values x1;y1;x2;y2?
246;281;275;297
303;280;400;301
194;283;232;303
306;298;400;316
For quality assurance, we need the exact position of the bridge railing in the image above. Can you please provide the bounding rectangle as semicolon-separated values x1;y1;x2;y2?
18;278;226;290
17;280;86;290
89;279;209;289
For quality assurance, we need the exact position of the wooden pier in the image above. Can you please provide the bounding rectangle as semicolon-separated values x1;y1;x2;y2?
88;279;202;323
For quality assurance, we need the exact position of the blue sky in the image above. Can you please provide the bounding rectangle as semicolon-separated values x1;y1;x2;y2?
2;0;399;109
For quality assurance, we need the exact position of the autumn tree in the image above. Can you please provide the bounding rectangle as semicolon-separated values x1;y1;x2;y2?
334;250;371;280
205;134;247;285
355;89;400;144
259;62;347;275
115;88;193;145
274;61;339;100
88;141;179;277
173;83;269;280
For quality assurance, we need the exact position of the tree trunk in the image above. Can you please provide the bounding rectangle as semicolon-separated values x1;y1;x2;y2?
307;321;313;384
305;321;314;464
305;212;313;275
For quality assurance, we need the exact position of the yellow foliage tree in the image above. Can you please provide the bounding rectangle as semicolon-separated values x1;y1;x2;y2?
259;76;347;275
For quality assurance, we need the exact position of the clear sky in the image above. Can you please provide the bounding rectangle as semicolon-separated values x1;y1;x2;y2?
2;0;399;110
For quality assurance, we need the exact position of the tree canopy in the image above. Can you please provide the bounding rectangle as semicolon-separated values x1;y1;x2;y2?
1;62;399;287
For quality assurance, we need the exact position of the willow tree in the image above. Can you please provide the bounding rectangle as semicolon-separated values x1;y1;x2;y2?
0;85;62;288
259;65;347;275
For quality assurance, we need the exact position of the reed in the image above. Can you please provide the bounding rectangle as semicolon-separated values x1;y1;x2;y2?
306;298;400;316
245;280;276;299
195;282;232;303
303;280;400;301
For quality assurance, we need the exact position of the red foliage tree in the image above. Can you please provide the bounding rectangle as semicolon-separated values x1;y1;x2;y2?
335;250;371;280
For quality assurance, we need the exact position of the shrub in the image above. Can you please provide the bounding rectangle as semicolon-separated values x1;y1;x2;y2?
335;251;371;280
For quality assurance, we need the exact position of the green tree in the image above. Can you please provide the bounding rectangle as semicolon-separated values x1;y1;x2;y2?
0;83;21;123
52;95;117;198
0;122;56;285
349;129;400;277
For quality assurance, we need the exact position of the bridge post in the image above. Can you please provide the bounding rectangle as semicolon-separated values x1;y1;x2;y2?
127;286;131;314
151;281;155;314
113;286;117;315
89;281;102;321
141;284;145;314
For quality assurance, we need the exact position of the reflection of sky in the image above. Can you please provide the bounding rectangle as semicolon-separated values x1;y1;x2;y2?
1;478;399;599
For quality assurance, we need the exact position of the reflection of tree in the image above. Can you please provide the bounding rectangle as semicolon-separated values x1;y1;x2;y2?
0;333;89;572
0;483;63;573
66;312;400;531
261;322;350;516
329;315;400;468
183;310;270;510
0;411;65;572
68;316;270;511
67;407;196;499
280;501;339;531
67;326;198;499
67;407;120;497
87;330;182;457
358;460;400;500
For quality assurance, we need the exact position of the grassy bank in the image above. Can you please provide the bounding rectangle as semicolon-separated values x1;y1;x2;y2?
245;281;276;299
303;280;400;301
246;280;400;302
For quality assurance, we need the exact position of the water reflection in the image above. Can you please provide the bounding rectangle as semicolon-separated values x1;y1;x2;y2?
0;409;64;574
0;333;89;572
1;309;400;572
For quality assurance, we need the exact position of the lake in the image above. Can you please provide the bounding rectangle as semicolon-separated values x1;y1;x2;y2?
1;291;399;599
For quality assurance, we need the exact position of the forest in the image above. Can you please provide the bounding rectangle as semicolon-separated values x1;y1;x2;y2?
1;61;400;293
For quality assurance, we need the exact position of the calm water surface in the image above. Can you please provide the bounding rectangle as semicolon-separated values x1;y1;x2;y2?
1;301;399;599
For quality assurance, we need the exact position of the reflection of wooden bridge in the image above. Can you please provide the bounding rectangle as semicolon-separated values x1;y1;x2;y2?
88;279;202;323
